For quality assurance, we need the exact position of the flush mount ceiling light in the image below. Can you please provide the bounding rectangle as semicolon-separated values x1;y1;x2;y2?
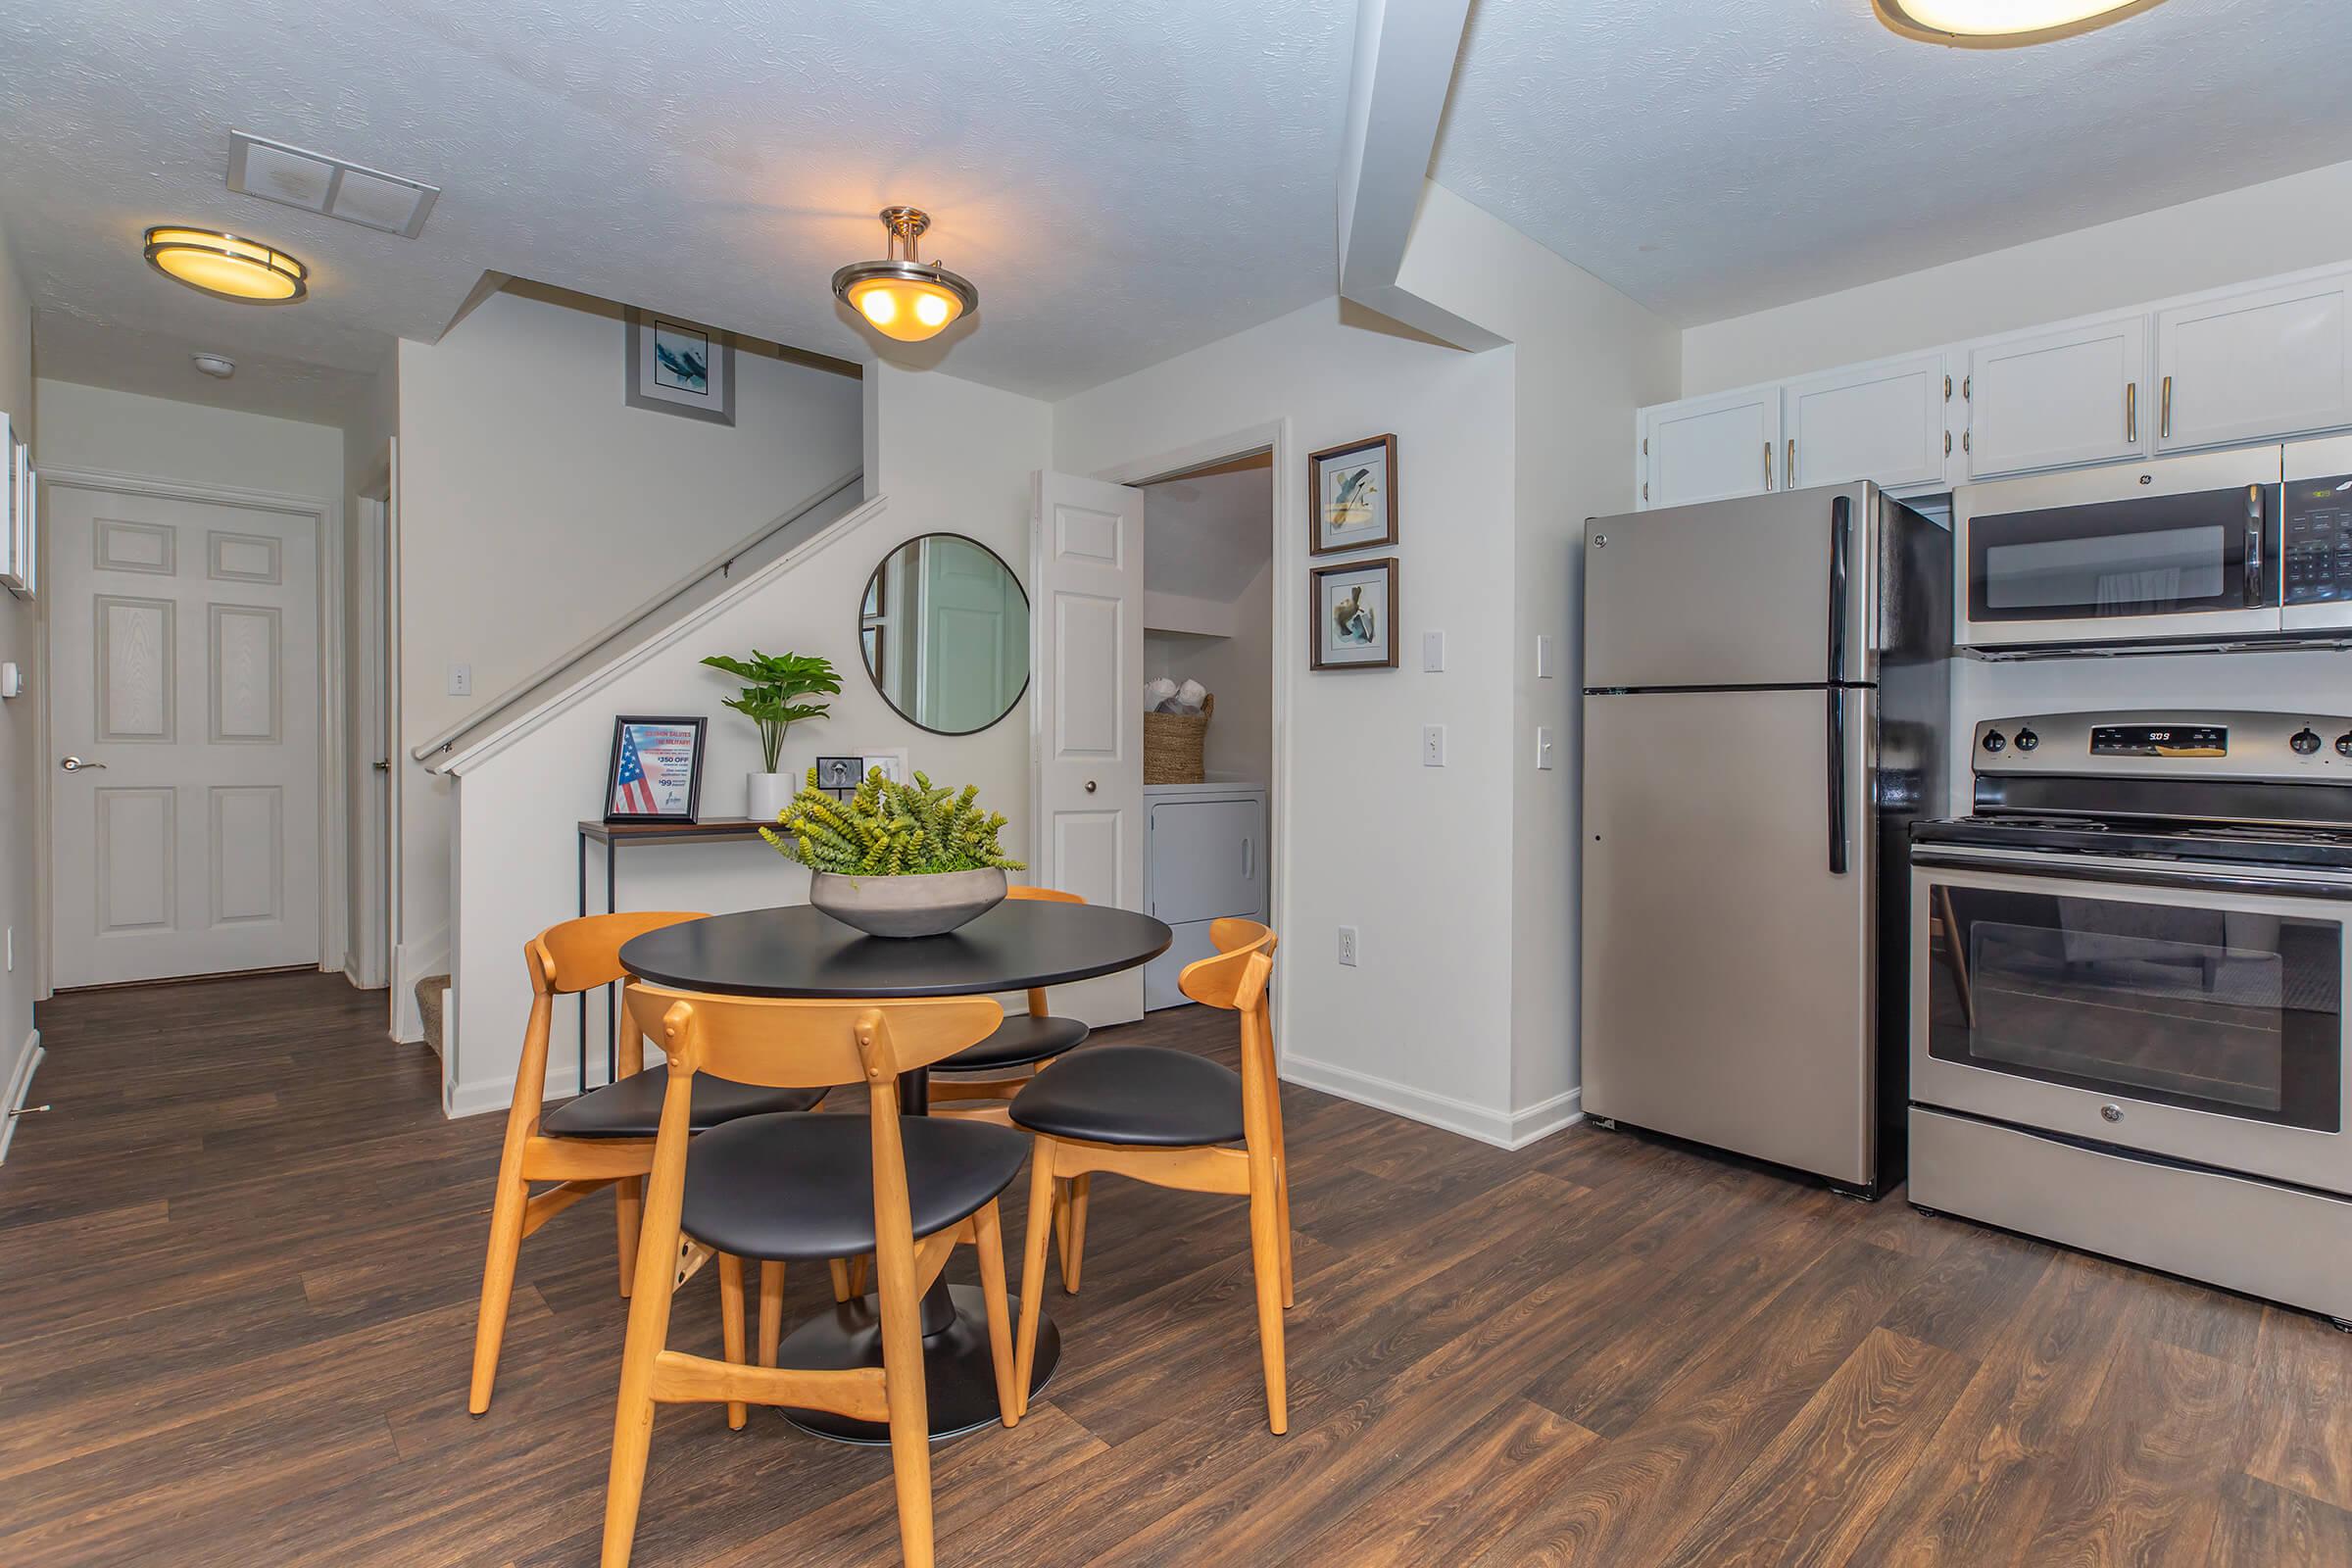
1874;0;2166;46
191;353;236;379
831;207;977;343
143;226;308;303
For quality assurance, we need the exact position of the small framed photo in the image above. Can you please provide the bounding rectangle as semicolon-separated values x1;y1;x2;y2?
7;446;33;600
624;308;735;426
813;755;865;798
1308;433;1396;556
861;750;908;785
1310;557;1398;671
0;424;22;597
604;715;707;822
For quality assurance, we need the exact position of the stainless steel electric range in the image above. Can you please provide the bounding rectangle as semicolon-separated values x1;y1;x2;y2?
1909;710;2352;1325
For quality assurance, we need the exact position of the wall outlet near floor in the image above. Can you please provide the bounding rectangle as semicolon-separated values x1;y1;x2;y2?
1338;925;1358;967
1422;724;1446;766
447;663;472;697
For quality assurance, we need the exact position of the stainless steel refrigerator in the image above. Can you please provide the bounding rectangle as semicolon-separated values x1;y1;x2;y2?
1580;482;1951;1198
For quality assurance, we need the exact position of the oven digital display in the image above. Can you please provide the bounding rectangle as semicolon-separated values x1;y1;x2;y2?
2089;723;2228;757
2285;475;2352;605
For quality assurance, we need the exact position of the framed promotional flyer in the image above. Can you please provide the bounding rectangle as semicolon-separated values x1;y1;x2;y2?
1309;556;1399;670
1307;432;1397;556
603;715;708;822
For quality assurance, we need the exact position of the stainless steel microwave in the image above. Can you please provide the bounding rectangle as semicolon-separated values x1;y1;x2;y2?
1954;438;2352;651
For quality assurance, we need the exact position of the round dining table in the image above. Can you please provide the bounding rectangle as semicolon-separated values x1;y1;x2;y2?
618;898;1173;1443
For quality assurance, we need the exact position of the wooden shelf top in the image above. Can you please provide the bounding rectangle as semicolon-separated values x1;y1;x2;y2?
578;817;775;845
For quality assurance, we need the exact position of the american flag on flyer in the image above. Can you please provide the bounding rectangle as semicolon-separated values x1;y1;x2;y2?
613;728;658;814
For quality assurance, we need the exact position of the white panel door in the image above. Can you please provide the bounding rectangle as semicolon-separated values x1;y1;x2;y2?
1030;468;1146;1025
1642;387;1782;510
1783;351;1950;491
2156;273;2352;453
1966;313;2149;478
50;484;319;987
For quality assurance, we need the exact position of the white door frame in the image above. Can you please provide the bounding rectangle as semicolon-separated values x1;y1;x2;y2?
1085;418;1296;1069
351;492;391;989
38;465;347;992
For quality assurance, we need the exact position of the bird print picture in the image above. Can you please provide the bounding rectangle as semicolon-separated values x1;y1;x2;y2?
1309;433;1397;555
1310;558;1398;669
651;322;710;395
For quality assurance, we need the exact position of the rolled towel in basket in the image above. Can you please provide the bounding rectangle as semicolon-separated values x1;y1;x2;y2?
1144;676;1179;710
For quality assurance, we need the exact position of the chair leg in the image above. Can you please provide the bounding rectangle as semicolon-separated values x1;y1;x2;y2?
851;1253;870;1297
758;1261;785;1368
1013;1143;1057;1419
613;1176;643;1299
875;1233;935;1568
971;1200;1018;1427
829;1256;855;1303
1275;1157;1294;1310
601;1204;683;1566
1062;1174;1092;1294
467;1157;531;1415
718;1253;749;1431
1247;1171;1289;1436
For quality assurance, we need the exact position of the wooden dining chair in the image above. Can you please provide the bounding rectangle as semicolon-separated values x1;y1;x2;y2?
602;984;1028;1568
1008;918;1291;1433
467;910;833;1416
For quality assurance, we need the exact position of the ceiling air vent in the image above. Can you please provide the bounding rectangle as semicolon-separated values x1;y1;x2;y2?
226;131;441;239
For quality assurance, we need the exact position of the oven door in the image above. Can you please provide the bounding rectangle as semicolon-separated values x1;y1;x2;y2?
1956;448;2281;649
1912;847;2349;1194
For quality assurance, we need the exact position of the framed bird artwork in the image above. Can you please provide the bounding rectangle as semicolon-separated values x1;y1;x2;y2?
1307;432;1397;556
1309;557;1398;670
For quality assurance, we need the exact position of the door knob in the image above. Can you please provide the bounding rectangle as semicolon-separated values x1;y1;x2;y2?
59;757;106;772
1084;780;1098;794
372;760;390;772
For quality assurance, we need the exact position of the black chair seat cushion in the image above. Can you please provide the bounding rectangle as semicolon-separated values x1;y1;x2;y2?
937;1013;1090;1074
540;1067;822;1140
1009;1046;1245;1149
681;1112;1030;1261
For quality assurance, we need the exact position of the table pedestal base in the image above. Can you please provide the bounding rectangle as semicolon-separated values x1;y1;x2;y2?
776;1282;1059;1445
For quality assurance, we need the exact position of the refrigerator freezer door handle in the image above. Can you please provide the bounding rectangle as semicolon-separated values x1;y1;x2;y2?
1826;494;1852;684
1827;688;1849;876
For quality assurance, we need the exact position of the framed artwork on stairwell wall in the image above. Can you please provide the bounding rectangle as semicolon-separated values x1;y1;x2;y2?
1307;432;1397;556
1309;557;1399;671
623;308;736;426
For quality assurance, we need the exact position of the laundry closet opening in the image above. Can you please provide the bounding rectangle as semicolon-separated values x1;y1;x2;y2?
1136;450;1273;1009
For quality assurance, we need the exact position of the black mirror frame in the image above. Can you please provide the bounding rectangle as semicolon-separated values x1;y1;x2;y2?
858;531;1033;737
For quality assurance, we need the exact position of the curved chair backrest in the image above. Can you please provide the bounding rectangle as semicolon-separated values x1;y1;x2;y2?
1179;919;1276;1012
1007;885;1085;905
530;910;710;997
622;984;1004;1092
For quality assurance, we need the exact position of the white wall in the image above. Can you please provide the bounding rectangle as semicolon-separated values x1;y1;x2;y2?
35;380;343;501
341;356;397;990
0;209;38;1131
440;366;1047;1113
393;287;864;1020
1683;158;2352;397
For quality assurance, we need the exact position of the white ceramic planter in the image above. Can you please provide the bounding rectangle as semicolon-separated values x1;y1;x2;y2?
746;771;792;822
808;867;1008;939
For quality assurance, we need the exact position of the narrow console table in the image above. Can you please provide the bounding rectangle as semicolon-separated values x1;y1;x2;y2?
574;817;772;1093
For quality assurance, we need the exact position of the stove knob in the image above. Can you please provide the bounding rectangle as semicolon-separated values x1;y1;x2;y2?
2014;728;2039;753
2292;727;2324;757
1982;730;2007;754
2338;732;2352;759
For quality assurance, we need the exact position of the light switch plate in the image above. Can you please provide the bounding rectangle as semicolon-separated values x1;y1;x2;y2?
1536;726;1556;770
448;663;472;697
1535;635;1553;679
0;662;19;699
1422;725;1446;767
1422;630;1446;672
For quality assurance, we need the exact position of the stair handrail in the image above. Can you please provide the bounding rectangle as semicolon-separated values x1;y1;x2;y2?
408;466;862;763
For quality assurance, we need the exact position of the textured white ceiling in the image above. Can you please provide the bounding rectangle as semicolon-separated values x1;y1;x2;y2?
0;0;1355;414
1431;0;2352;326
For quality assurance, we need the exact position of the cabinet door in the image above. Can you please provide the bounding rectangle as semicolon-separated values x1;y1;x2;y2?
1782;352;1949;491
1642;386;1782;510
1966;314;2148;478
2156;273;2352;452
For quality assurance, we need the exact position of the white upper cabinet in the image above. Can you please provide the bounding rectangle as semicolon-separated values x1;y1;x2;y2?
1965;313;2148;479
1782;351;1950;492
2155;272;2352;453
1641;385;1781;510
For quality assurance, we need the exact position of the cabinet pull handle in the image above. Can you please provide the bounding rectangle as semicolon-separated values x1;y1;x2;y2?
2126;381;2136;443
1642;481;1649;503
1963;374;1972;401
1963;429;1972;454
2161;374;2173;440
1943;430;1952;457
1787;437;1795;485
1243;839;1253;879
1764;441;1773;490
1943;373;1952;402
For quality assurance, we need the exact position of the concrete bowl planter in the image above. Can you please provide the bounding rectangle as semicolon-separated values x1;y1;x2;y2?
808;867;1008;939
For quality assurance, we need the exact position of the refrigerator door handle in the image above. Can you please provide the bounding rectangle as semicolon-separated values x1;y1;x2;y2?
1827;687;1849;876
1826;493;1852;684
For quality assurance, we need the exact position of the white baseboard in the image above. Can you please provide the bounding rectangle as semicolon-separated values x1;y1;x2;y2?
391;928;449;1045
0;1031;45;1165
446;1065;587;1120
1280;1052;1583;1151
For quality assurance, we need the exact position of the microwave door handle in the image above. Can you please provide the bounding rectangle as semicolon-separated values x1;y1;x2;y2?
1827;688;1849;876
2246;485;2267;607
1827;493;1852;684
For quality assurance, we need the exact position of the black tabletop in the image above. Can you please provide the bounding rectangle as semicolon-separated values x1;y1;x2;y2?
618;901;1175;999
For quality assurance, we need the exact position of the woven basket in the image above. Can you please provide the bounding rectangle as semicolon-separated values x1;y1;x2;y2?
1144;694;1213;785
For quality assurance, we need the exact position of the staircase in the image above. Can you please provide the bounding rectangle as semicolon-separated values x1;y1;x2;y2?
415;974;450;1058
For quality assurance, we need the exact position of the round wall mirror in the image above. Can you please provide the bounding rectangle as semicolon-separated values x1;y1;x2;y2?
858;533;1031;735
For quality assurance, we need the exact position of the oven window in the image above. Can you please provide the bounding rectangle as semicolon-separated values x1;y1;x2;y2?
1926;882;2340;1131
1968;486;2273;623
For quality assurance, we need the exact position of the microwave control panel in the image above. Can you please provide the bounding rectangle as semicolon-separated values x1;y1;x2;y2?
2284;476;2352;605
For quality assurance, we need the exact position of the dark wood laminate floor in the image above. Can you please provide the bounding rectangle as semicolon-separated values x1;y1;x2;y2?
5;970;2352;1566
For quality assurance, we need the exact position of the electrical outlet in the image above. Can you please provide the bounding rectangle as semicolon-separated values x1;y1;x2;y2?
448;663;472;697
1422;630;1446;672
1338;925;1358;967
1536;726;1556;770
1422;724;1446;767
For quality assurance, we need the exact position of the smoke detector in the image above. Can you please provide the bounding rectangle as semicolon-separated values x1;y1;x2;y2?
227;131;440;238
192;353;236;379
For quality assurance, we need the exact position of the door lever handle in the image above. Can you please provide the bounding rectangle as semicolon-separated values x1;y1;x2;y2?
60;757;107;772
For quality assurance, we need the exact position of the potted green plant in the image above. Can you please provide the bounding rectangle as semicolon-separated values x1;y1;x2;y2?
700;648;843;820
763;768;1024;937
